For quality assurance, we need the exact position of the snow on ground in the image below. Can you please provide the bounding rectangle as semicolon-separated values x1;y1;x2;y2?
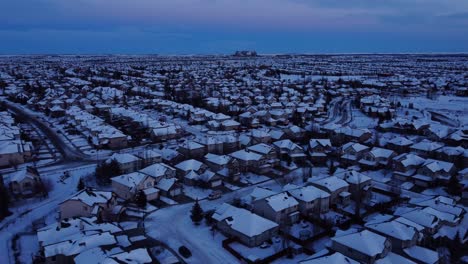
18;234;38;263
145;179;279;264
183;185;212;200
350;108;378;129
230;239;283;260
239;173;270;185
0;163;95;262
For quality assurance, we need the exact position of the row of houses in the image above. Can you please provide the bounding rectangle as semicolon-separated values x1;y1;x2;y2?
66;107;128;149
36;216;154;263
0;111;33;167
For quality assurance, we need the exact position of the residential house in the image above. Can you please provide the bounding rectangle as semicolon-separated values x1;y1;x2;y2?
134;150;162;167
178;141;206;159
106;153;141;174
392;153;426;182
359;147;396;169
9;166;42;197
334;170;372;201
252;192;300;224
410;140;444;158
247;143;279;166
331;230;391;264
111;172;157;200
229;149;269;174
341;142;369;165
308;176;350;205
366;221;419;250
386;137;414;153
213;203;279;247
204;153;240;182
273;139;306;163
139;162;176;181
174;159;208;181
308;138;332;163
59;189;120;221
413;159;456;187
287;185;330;216
156;178;182;197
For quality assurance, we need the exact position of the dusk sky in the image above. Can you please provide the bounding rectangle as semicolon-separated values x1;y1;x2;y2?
1;0;468;54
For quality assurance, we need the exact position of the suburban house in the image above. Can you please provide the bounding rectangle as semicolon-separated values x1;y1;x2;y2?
213;203;279;247
204;153;240;182
399;209;441;235
308;138;333;163
174;159;208;179
106;153;142;174
413;159;457;187
386;137;414;153
252;192;300;224
229;149;269;174
247;143;279;166
341;142;370;165
299;252;359;264
308;176;350;205
9;166;42;197
331;230;391;263
195;136;224;154
334;170;372;201
59;189;120;221
134;150;162;167
250;129;272;144
139;162;176;181
287;185;330;216
366;221;419;250
410;140;444;158
156;178;182;197
111;172;157;200
392;153;426;182
178;141;206;159
359;147;396;169
273;139;306;163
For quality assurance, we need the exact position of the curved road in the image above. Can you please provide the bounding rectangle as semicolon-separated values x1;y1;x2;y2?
2;99;91;162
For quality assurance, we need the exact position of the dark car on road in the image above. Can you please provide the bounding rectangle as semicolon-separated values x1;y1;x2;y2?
178;246;192;258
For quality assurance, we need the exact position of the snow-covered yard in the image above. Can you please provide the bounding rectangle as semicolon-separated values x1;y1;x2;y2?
239;173;270;185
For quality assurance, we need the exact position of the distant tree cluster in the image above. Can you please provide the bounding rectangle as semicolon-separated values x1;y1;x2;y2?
95;159;122;185
0;184;11;220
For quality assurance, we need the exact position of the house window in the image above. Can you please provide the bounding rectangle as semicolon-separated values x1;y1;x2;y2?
83;206;87;211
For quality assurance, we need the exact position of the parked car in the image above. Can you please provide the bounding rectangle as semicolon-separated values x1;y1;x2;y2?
179;246;192;258
208;190;222;200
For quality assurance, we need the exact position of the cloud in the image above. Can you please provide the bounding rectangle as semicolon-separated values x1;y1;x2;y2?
0;0;467;53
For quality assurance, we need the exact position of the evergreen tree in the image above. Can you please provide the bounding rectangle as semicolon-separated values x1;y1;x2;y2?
77;178;85;191
0;186;11;219
95;159;122;186
447;174;462;196
135;190;147;208
190;199;204;225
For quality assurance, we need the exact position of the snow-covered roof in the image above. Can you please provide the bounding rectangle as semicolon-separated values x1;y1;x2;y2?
229;149;262;161
213;203;278;237
332;230;388;257
111;172;148;189
264;192;299;212
139;163;175;178
366;221;417;241
175;159;204;172
334;170;371;184
64;189;114;207
403;246;439;264
300;252;359;264
106;153;140;164
309;176;349;192
287;185;330;202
